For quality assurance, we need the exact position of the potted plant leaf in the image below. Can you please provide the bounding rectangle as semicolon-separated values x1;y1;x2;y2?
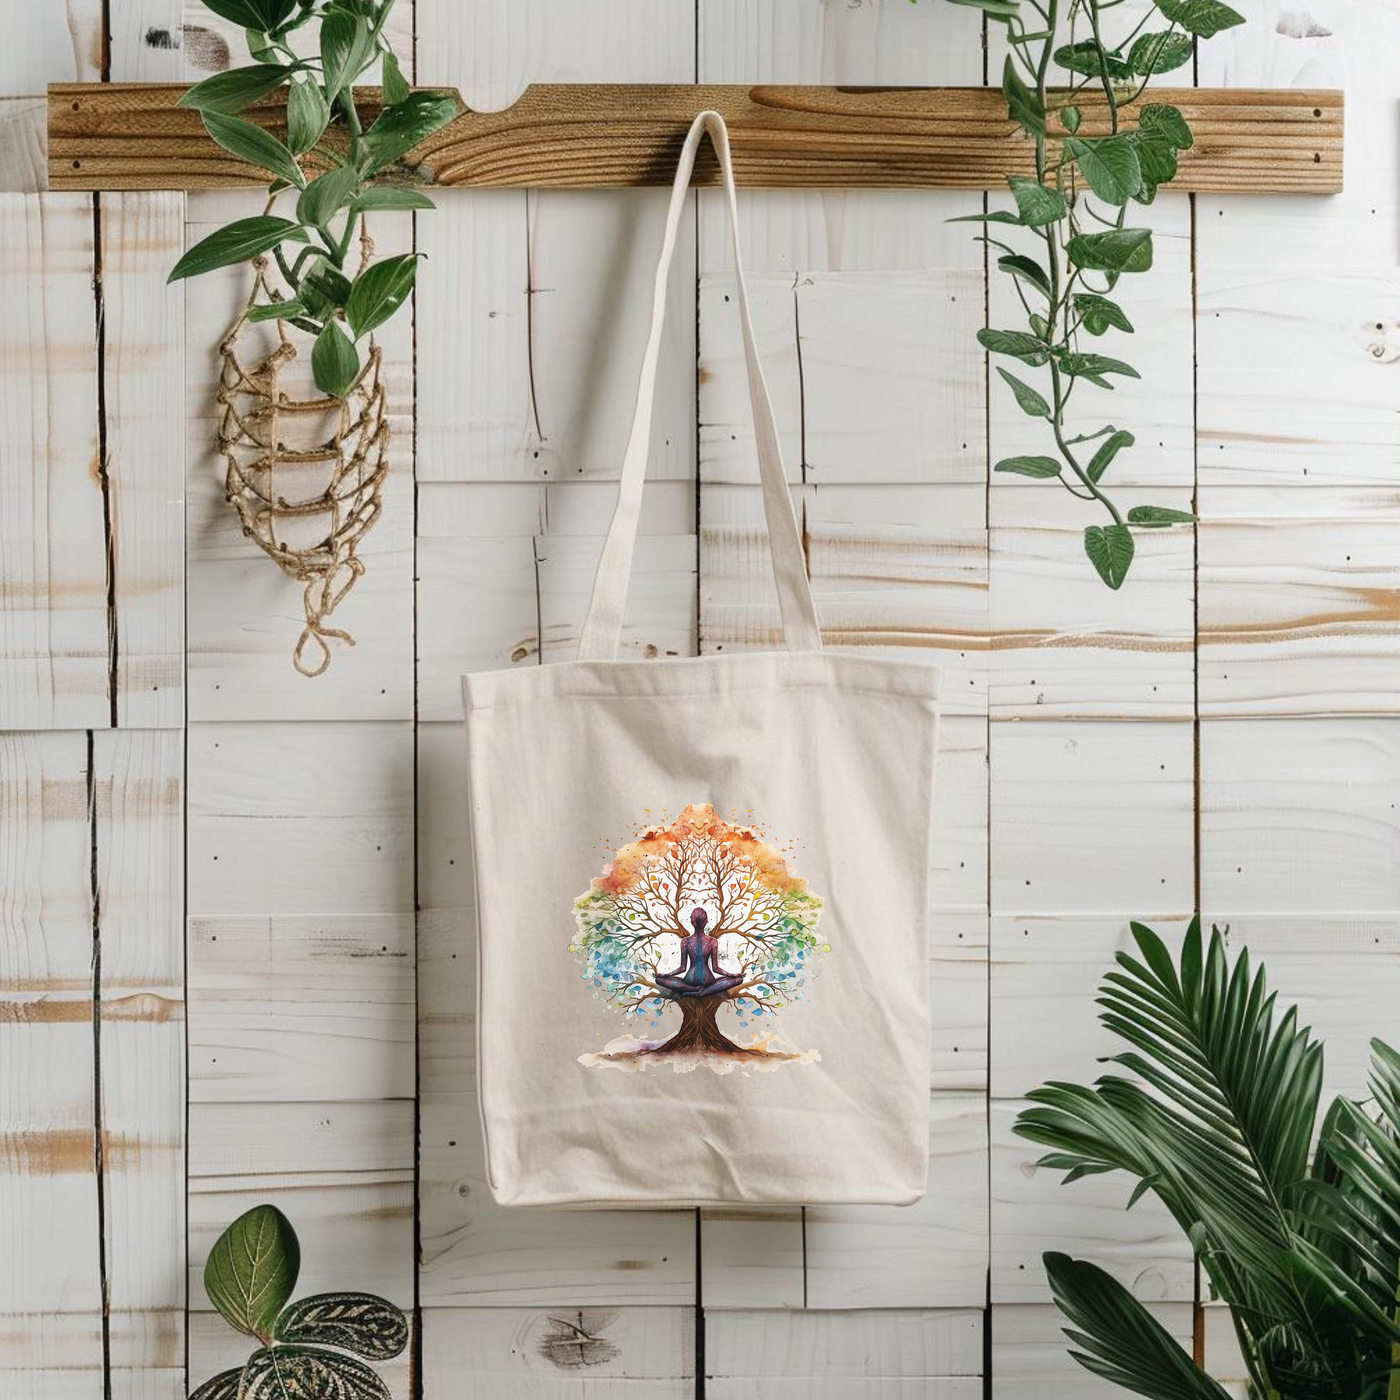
170;0;456;675
1017;919;1400;1399
190;1204;408;1399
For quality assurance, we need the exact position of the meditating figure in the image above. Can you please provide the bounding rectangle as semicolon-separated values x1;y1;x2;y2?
655;907;744;998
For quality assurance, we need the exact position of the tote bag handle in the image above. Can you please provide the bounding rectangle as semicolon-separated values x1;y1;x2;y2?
577;110;823;662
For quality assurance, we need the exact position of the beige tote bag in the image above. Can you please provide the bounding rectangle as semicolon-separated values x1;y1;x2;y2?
463;111;940;1207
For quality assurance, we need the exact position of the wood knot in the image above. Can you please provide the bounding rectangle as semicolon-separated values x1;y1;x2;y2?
536;1311;620;1370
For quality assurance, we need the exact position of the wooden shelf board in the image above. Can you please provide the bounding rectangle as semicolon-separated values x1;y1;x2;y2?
47;82;1342;194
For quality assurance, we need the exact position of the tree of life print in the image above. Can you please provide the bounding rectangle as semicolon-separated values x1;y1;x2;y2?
571;804;828;1074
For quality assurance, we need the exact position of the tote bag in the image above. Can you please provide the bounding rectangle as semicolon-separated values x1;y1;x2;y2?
463;111;941;1207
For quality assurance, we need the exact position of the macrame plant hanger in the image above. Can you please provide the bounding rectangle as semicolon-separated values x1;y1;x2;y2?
216;226;388;678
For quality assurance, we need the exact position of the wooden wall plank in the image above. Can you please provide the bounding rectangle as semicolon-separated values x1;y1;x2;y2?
93;729;185;1379
1201;717;1400;912
186;717;415;1377
707;1308;982;1398
188;1098;413;1309
101;193;185;726
422;1305;693;1398
0;196;108;729
1199;486;1400;717
0;732;104;1381
188;914;414;1103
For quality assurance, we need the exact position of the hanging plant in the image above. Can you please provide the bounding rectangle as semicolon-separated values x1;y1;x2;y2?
170;0;456;674
936;0;1244;588
189;1204;409;1400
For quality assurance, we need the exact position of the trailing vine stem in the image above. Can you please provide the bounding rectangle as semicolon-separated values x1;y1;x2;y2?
931;0;1245;588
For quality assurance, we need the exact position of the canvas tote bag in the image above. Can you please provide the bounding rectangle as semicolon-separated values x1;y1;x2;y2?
463;111;941;1207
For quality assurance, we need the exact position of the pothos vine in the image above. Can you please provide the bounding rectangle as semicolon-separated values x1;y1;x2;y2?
937;0;1245;588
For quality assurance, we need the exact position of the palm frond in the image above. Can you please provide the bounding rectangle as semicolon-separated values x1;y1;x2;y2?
1043;1252;1233;1400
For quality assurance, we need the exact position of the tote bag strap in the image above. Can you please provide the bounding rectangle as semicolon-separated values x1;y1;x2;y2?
577;110;822;662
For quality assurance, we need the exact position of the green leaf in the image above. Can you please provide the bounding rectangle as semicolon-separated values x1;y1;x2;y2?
1059;352;1141;388
1139;103;1194;151
199;0;297;29
201;110;305;188
1084;523;1135;588
1007;174;1067;227
1059;104;1082;134
1073;294;1134;336
188;1368;243;1400
994;455;1062;478
1044;1254;1234;1399
285;78;330;156
246;299;307;323
239;1346;391;1400
1132;135;1179;202
168;216;307;282
382;50;412;107
350;187;437;213
346;253;419;337
978;327;1051;366
1128;30;1194;75
1087;429;1134;483
996;367;1051;419
274;1292;410;1359
202;1204;299;1341
312;319;361;397
1154;0;1246;38
1002;55;1045;136
321;8;374;99
1066;228;1153;273
301;263;353;317
362;92;459;174
997;253;1053;298
947;209;1026;226
177;64;291;116
943;0;1021;17
297;161;360;231
1127;505;1195;526
1064;135;1143;206
1054;40;1132;80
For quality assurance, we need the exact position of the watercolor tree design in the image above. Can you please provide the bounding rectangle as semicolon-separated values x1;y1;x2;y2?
571;804;828;1074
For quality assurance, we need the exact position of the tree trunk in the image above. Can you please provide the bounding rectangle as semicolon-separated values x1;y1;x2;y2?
651;996;742;1056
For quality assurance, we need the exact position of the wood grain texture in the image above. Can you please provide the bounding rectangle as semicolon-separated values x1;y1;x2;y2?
47;82;1344;193
707;1308;982;1398
101;193;185;726
0;733;104;1380
0;196;108;728
93;729;185;1376
422;1304;693;1398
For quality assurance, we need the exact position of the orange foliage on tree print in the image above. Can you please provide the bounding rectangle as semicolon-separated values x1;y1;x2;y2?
590;803;806;898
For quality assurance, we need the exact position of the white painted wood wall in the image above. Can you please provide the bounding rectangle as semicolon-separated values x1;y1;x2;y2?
1;1;1396;1395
